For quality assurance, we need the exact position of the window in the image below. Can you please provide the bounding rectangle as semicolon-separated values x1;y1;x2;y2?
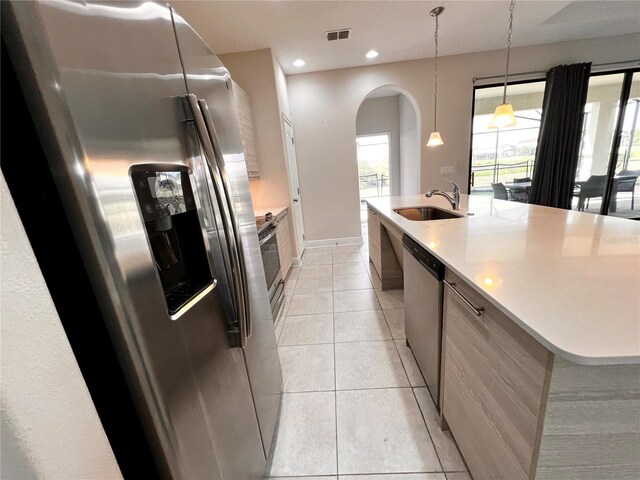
470;81;545;197
573;73;625;213
469;69;640;218
572;70;640;218
617;98;640;172
356;134;390;201
607;71;640;217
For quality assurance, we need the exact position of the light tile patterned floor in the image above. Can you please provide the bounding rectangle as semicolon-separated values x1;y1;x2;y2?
266;236;470;479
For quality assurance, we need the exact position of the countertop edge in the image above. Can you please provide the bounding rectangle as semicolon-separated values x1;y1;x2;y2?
366;200;640;367
253;205;287;218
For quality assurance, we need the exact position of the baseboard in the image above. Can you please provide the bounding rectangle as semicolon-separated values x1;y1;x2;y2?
291;256;302;267
304;236;363;248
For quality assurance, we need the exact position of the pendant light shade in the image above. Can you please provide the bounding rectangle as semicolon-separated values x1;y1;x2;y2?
427;131;444;147
490;0;517;129
489;103;517;129
427;6;444;147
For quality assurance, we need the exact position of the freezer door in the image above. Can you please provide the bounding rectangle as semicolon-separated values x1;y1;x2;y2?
171;8;283;458
2;1;264;478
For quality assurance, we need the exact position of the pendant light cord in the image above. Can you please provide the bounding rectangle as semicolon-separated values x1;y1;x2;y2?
502;0;515;104
433;12;439;131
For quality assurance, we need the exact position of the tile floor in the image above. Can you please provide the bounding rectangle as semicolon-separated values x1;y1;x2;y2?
266;236;470;479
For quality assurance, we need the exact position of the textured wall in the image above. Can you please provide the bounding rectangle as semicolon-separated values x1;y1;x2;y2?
0;175;122;479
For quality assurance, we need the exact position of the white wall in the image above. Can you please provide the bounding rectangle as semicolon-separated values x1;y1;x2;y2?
273;53;292;120
220;49;303;259
287;33;640;242
356;96;401;195
399;94;420;195
219;49;292;210
272;54;306;258
0;176;122;479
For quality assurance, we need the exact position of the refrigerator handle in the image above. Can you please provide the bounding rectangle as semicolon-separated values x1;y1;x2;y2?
185;94;249;347
197;98;252;338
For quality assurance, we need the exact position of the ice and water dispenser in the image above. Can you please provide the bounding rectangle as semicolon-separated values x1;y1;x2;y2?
130;164;214;319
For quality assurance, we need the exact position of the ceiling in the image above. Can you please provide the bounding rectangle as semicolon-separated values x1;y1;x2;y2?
172;1;640;75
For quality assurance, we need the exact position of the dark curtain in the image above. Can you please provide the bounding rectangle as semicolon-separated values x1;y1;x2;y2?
529;63;591;209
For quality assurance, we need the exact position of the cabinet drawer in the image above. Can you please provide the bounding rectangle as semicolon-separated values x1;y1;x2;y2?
442;271;552;480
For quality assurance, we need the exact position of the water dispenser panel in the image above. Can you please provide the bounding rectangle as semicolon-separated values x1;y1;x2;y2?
131;164;213;318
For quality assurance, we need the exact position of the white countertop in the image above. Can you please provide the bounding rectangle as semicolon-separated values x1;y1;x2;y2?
366;194;640;365
253;206;287;218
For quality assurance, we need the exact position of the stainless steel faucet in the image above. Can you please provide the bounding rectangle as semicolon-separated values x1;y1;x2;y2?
425;180;461;210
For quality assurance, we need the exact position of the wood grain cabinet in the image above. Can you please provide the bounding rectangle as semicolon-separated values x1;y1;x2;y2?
440;270;640;479
367;205;403;290
367;206;381;276
231;80;260;178
442;270;553;480
275;209;293;279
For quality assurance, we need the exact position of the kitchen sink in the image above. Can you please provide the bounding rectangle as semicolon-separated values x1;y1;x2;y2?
393;206;463;221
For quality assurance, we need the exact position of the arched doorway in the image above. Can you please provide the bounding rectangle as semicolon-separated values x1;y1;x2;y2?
355;86;421;224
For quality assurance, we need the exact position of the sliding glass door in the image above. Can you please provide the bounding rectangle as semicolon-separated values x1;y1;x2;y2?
606;71;640;217
575;69;640;219
572;73;625;213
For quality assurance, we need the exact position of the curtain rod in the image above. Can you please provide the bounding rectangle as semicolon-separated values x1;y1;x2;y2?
472;59;640;84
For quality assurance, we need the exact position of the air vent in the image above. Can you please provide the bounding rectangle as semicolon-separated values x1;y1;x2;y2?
325;28;351;41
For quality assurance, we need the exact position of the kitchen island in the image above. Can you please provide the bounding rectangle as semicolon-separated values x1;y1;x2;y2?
366;194;640;480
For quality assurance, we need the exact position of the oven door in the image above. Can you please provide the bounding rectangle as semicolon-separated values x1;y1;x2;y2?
260;226;281;296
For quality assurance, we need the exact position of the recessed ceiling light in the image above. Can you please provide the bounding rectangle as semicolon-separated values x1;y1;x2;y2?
366;50;379;59
293;59;305;67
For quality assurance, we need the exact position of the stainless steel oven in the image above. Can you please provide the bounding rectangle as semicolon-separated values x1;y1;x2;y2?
258;221;285;318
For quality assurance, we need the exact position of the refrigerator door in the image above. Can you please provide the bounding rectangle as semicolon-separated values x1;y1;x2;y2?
171;9;283;457
2;1;265;478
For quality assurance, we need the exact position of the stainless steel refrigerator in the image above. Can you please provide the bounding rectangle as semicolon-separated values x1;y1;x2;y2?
1;1;282;478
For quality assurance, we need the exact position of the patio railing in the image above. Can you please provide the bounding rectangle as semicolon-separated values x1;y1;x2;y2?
359;173;389;199
471;160;534;189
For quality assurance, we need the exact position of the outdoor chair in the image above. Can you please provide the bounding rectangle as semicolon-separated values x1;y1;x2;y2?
510;177;531;202
491;182;510;201
576;175;607;211
615;169;640;210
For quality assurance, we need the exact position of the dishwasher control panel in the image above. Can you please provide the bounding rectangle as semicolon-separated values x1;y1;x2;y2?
402;234;445;280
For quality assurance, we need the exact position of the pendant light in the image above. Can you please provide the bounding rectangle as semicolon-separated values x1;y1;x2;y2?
489;0;517;129
426;6;444;147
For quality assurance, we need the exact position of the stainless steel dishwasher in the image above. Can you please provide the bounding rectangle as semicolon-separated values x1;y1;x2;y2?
403;234;445;409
